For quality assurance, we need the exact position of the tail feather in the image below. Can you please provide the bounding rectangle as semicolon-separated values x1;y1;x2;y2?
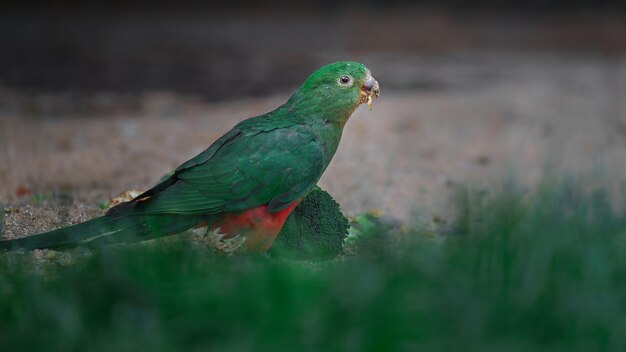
0;214;214;251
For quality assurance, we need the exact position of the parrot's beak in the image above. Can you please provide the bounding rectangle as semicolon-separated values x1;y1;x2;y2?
361;73;380;110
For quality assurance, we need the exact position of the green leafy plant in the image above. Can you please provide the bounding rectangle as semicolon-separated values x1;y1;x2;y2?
343;212;395;254
270;186;349;260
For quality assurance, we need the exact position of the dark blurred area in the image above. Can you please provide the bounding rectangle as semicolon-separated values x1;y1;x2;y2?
1;1;625;100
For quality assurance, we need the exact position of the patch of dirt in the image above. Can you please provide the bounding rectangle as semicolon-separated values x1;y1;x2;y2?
2;203;103;240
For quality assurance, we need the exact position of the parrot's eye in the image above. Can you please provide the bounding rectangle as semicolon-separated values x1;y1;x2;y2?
338;75;352;86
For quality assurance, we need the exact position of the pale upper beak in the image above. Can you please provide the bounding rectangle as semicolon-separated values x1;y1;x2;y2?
362;75;380;98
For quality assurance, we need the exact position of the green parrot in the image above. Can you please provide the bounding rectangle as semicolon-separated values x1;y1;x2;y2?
0;61;380;251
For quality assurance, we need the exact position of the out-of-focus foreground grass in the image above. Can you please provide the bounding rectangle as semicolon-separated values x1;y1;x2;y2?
1;181;626;351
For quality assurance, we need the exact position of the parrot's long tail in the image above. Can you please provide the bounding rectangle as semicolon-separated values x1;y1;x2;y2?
0;213;213;251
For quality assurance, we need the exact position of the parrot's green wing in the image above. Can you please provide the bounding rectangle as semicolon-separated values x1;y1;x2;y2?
121;122;324;216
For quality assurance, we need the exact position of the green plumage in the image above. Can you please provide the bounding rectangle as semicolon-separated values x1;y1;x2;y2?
0;214;214;250
1;61;377;251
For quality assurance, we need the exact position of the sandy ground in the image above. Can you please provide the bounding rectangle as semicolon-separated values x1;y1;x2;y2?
1;52;626;239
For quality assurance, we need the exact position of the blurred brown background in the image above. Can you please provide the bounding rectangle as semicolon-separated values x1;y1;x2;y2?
1;1;625;225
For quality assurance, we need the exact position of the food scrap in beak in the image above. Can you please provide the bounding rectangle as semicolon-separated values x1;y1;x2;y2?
361;73;380;110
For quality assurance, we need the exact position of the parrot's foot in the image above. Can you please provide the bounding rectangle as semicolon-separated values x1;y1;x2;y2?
192;227;247;253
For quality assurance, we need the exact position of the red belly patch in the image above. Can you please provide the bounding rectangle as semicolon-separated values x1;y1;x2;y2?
212;200;300;251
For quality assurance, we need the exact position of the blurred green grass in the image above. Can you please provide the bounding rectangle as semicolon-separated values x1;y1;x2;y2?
2;181;626;351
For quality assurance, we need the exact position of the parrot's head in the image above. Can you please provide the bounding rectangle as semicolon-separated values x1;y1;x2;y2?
291;61;380;123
